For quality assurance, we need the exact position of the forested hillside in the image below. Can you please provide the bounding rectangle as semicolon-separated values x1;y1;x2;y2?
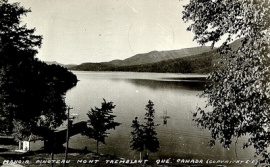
70;39;242;73
70;49;218;73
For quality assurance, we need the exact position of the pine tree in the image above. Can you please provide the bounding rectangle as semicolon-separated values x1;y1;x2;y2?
130;100;159;159
130;117;144;158
143;100;159;154
84;99;121;154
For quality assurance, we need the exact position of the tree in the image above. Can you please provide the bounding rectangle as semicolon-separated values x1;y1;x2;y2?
143;100;159;154
130;100;159;159
84;99;121;154
0;0;77;142
130;117;144;159
183;0;270;163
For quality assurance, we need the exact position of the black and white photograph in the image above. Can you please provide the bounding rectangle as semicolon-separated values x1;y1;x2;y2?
0;0;269;166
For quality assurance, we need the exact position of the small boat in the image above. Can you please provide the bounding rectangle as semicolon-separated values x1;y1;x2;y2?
161;110;170;125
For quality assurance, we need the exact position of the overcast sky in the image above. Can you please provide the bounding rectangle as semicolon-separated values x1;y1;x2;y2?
10;0;201;65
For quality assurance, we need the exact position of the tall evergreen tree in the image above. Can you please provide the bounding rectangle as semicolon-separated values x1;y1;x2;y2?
130;117;144;158
130;100;159;159
84;99;121;154
143;100;159;154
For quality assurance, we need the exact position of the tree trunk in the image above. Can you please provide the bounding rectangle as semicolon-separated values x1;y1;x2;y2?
51;152;54;167
96;140;99;154
144;150;149;160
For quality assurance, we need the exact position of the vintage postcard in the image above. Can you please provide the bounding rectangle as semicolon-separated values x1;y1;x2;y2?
0;0;266;166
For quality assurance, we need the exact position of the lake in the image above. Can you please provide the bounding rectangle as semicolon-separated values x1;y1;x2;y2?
65;71;255;166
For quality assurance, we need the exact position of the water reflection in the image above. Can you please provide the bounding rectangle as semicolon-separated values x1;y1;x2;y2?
121;79;208;91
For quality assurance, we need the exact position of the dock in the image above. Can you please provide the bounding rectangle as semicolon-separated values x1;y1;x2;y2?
44;121;88;150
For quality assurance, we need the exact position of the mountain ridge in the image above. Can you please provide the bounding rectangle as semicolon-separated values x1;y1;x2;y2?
66;39;242;73
104;46;214;66
44;61;77;69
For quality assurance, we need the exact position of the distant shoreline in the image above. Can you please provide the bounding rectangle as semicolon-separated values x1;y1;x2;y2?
70;71;209;83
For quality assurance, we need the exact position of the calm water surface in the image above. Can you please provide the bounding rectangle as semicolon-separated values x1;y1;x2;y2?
65;71;255;166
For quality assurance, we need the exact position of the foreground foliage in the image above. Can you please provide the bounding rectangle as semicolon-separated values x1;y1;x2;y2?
0;0;77;141
183;0;270;163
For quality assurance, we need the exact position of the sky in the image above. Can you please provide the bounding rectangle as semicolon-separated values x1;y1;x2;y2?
10;0;200;65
